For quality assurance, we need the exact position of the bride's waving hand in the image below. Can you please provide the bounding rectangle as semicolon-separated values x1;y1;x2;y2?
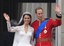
3;13;10;21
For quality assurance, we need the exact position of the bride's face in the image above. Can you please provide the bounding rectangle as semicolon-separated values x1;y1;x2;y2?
24;15;31;25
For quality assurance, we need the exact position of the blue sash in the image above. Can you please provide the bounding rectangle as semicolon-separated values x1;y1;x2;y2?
35;18;49;38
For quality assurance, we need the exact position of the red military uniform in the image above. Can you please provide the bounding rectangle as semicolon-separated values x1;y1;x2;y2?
31;18;61;46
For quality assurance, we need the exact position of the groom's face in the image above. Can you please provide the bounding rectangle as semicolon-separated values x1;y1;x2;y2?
36;9;44;20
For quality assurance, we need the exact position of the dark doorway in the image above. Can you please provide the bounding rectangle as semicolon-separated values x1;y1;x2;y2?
0;0;18;46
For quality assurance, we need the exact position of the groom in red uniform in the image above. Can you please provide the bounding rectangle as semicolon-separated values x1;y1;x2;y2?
31;4;62;46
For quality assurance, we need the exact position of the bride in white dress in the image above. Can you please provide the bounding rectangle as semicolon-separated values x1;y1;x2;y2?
3;12;34;46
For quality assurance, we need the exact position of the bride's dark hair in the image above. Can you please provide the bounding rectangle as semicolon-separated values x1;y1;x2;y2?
19;14;32;26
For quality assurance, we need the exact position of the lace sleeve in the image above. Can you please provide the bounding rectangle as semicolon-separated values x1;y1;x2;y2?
6;21;19;32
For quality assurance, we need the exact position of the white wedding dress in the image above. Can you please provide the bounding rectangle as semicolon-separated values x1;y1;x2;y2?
7;21;34;46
